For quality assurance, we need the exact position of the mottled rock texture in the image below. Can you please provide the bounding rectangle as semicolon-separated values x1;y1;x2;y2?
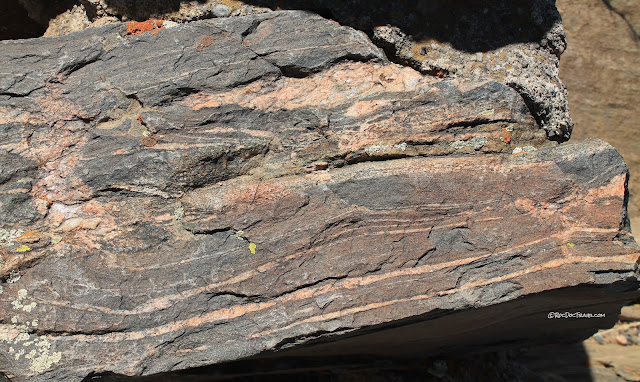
0;9;638;382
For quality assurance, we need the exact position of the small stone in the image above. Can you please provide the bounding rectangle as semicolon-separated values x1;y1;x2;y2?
539;38;548;47
624;334;634;344
476;52;483;62
212;4;232;17
593;333;605;344
616;334;629;346
619;304;640;322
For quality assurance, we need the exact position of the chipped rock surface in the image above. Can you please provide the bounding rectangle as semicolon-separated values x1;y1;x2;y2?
0;9;638;382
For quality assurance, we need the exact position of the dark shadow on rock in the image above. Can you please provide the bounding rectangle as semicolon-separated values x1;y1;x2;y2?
0;0;48;40
81;281;639;381
1;0;81;40
4;0;562;52
91;0;208;21
240;0;562;52
0;0;209;40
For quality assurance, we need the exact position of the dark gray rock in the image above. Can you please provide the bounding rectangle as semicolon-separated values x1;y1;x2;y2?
0;10;637;382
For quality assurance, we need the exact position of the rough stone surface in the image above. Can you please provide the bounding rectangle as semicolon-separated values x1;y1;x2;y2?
0;9;638;382
5;0;573;143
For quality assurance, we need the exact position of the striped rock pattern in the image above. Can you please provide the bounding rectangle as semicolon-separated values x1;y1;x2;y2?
0;10;638;382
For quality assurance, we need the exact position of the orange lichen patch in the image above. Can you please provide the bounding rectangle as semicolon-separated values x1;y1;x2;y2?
126;19;164;36
15;231;49;245
17;231;36;239
503;127;512;144
196;35;214;52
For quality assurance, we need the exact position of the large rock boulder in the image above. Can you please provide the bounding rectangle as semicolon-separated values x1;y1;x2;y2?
0;8;638;382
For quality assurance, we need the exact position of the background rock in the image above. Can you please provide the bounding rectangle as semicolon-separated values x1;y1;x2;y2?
557;0;640;235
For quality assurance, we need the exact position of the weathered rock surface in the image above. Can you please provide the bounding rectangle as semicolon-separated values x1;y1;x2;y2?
6;0;572;142
0;9;638;382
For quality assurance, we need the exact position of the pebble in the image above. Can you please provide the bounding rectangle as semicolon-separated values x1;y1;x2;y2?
624;333;634;344
476;52;483;62
593;333;605;344
616;334;629;346
212;4;232;17
619;304;640;322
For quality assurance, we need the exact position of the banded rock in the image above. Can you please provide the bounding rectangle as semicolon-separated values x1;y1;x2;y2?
0;10;638;382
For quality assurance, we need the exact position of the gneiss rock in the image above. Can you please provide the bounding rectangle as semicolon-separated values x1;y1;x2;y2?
0;10;638;382
12;0;573;142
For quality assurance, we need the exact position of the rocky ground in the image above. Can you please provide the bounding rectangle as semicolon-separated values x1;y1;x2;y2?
585;306;640;382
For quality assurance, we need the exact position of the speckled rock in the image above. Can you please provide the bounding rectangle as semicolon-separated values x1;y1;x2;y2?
0;9;638;382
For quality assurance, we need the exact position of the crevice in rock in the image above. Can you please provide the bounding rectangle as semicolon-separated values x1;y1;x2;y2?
54;49;104;80
206;290;264;304
272;327;357;351
444;118;516;129
95;186;174;199
168;145;268;192
182;226;233;235
269;274;350;300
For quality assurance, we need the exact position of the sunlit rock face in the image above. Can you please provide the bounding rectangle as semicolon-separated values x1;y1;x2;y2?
0;6;638;382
